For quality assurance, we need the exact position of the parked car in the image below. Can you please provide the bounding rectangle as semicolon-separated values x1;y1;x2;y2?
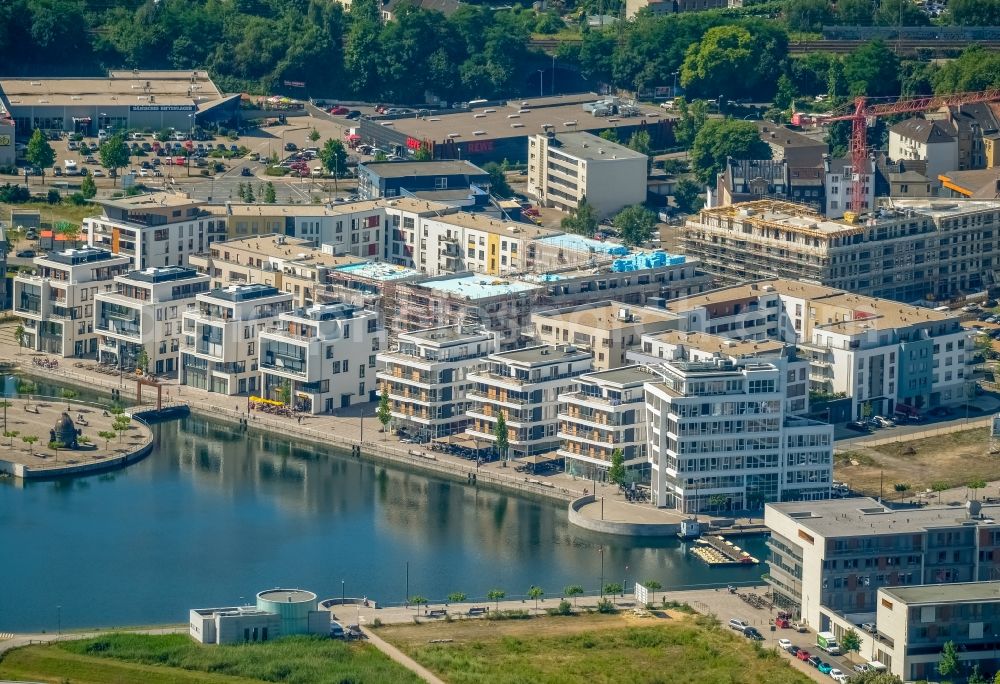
788;645;800;657
329;621;345;639
345;110;362;119
854;664;871;673
846;420;873;433
818;661;833;674
796;650;812;662
777;638;792;651
830;668;848;682
284;142;297;151
871;416;894;428
728;618;750;631
241;167;252;177
807;656;821;668
16;250;36;258
743;627;764;641
329;106;349;115
92;169;104;177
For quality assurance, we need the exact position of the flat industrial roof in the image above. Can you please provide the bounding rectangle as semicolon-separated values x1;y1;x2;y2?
768;497;1000;537
361;159;486;178
544;131;647;161
0;70;221;108
492;344;591;366
419;274;541;299
333;261;421;281
373;97;667;144
534;301;679;330
221;197;454;218
880;581;1000;605
427;211;558;240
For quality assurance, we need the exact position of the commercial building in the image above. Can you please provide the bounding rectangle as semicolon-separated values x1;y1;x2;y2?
356;160;491;209
356;94;672;165
876;582;1000;681
466;344;592;459
86;192;226;269
644;355;831;512
13;247;131;356
190;588;328;645
765;497;1000;654
180;284;294;396
258;302;385;413
889;118;959;185
684;198;1000;301
558;365;656;481
95;266;210;373
376;325;498;441
527;131;648;219
0;70;236;139
532;301;680;370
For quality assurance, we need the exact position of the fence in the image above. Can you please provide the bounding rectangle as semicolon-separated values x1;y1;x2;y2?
844;416;992;449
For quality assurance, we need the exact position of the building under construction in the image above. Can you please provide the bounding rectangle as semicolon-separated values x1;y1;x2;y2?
683;198;1000;303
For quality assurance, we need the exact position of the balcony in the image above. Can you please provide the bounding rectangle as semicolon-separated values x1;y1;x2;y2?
466;388;531;406
96;319;141;338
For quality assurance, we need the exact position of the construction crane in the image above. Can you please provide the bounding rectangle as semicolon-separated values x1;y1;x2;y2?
825;89;1000;213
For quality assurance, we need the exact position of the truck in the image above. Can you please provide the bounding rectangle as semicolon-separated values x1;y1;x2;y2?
816;631;841;655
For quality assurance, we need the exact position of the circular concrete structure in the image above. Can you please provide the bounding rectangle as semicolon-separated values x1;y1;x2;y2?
256;589;318;635
568;494;684;537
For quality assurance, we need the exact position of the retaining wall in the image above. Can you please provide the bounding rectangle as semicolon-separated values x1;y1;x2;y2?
567;495;682;536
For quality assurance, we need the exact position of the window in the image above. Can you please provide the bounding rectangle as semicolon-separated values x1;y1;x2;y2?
434;177;448;189
247;342;254;355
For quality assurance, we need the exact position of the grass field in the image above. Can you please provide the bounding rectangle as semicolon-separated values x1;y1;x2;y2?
0;633;421;684
378;611;813;684
836;427;999;497
4;200;98;228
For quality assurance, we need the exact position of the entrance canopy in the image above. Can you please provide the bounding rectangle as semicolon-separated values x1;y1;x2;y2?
516;453;562;466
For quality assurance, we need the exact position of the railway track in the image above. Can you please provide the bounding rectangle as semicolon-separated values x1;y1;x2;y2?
529;37;1000;55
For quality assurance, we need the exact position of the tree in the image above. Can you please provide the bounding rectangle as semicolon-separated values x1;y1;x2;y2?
243;183;255;203
560;197;598;237
4;430;19;446
408;595;427;613
26;129;55;185
679;25;788;100
320;138;347;178
136;346;149;373
447;592;466;604
709;494;727;513
850;672;903;684
113;416;131;443
608;448;626;486
773;74;796;112
494;411;509;462
276;380;292;406
949;0;1000;25
613;205;656;247
843;41;901;98
968;477;987;501
22;434;38;455
16;380;35;411
673;179;703;214
603;582;623;597
55;221;81;244
412;142;432;161
837;0;875;24
487;588;505;611
937;640;961;679
377;384;392;439
99;134;130;186
60;388;78;410
841;628;861;662
931;481;949;503
893;482;911;501
528;585;544;613
968;664;987;684
875;0;930;26
483;161;511;198
98;430;116;449
80;172;97;200
598;129;620;144
690;119;771;184
627;130;651;157
14;323;25;355
674;98;709;148
785;0;834;32
642;579;663;605
263;181;276;204
564;584;584;607
309;128;320;142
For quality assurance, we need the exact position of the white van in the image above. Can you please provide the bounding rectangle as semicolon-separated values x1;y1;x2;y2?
63;159;79;176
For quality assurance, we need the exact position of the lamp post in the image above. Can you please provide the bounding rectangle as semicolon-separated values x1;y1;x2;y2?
551;55;557;96
342;579;345;606
537;70;544;98
57;604;61;636
599;546;605;600
672;72;679;98
360;410;364;444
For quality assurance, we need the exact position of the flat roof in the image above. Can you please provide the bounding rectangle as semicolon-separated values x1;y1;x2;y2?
493;344;591;365
757;123;827;149
535;233;630;256
256;588;317;603
544;131;647;161
420;274;541;299
373;97;667;144
664;280;839;314
405;325;492;344
535;301;679;330
696;201;862;238
880;581;1000;605
580;365;657;387
648;330;786;357
333;261;421;281
123;266;206;284
812;292;954;332
768;497;1000;537
220;197;455;218
0;70;220;108
426;210;557;240
203;284;284;302
361;159;486;178
40;247;128;266
210;234;365;269
98;192;203;210
885;198;1000;217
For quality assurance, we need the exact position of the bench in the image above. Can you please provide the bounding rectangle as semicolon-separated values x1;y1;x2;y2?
427;609;447;618
467;607;487;616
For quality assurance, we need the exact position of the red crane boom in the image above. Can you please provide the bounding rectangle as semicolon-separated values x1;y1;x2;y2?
825;89;1000;213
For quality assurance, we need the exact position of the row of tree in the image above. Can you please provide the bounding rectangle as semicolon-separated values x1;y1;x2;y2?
784;0;1000;32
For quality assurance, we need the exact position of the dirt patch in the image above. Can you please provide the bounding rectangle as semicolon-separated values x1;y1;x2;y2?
835;428;999;497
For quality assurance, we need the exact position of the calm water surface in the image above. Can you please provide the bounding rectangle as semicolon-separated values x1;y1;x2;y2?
1;408;768;632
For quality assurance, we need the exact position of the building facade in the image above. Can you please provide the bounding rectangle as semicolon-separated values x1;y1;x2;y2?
356;160;491;208
889;118;959;185
824;156;875;219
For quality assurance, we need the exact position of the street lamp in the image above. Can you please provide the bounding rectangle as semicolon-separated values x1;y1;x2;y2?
599;546;605;600
537;70;545;99
551;55;557;96
672;72;679;98
57;604;61;636
342;579;345;606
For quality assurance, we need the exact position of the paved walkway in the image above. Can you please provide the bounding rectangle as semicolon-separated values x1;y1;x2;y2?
360;627;445;684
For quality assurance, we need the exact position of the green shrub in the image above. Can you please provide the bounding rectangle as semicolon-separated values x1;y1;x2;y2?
266;166;291;176
546;600;573;616
596;599;617;614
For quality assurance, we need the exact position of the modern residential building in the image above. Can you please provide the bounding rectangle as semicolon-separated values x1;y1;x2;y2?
824;156;875;219
258;302;385;413
527;131;647;219
180;284;294;396
558;365;656;481
12;247;131;356
532;301;680;370
644;355;832;512
356;160;491;209
889;118;959;186
466;344;592;459
876;582;1000;681
376;325;498;441
85;192;226;269
189;588;327;645
765;497;1000;655
95;266;210;373
684;198;1000;301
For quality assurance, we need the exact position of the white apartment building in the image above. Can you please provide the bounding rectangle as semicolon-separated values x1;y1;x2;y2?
644;357;833;513
888;118;957;186
13;247;130;357
466;344;592;459
258;302;385;413
765;497;1000;661
376;325;498;441
527;132;647;219
95;266;210;374
824;156;875;219
558;365;656;482
86;192;226;269
180;284;294;396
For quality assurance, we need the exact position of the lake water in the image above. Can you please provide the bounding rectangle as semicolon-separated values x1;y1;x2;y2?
1;406;768;633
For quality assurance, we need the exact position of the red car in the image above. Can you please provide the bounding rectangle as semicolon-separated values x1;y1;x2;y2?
796;650;811;661
329;106;349;115
173;156;185;166
775;617;791;629
522;207;540;217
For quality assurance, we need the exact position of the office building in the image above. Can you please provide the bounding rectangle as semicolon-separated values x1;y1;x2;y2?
645;355;832;512
258;302;385;413
95;266;209;373
13;247;131;356
527;131;647;219
558;365;656;481
85;192;226;269
180;284;294;396
466;344;592;459
376;325;498;441
356;160;491;209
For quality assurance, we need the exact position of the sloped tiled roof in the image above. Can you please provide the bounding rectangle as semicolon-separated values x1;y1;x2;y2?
890;117;955;144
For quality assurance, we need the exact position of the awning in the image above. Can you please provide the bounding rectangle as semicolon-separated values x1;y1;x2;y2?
249;395;282;406
432;434;484;449
72;117;92;122
516;454;562;466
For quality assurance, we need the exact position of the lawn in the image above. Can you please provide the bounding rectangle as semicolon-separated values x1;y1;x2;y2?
4;200;98;228
378;611;813;684
0;633;421;684
835;427;999;498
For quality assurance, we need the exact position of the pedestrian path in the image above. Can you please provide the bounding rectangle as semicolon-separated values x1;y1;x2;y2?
361;627;445;684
